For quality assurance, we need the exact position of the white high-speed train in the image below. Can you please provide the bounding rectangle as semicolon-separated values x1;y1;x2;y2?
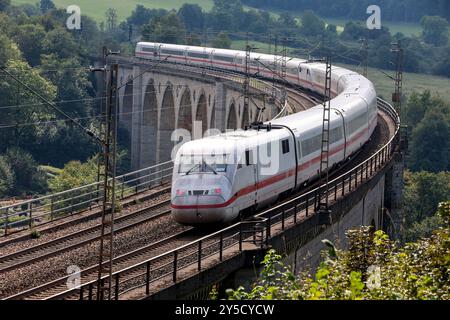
135;42;378;225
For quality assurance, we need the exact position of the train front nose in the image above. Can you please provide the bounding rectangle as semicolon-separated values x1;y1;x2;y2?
171;175;234;225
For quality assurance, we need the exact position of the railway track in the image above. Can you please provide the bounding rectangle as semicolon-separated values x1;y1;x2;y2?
4;228;196;300
0;185;172;248
0;198;171;274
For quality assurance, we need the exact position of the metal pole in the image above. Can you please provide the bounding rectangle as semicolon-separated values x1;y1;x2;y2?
96;58;119;300
318;56;332;224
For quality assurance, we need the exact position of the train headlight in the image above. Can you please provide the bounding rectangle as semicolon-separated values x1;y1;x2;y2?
176;189;187;197
209;188;222;196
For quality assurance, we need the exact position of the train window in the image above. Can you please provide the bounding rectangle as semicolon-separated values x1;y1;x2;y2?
141;47;154;53
301;134;322;156
330;127;343;144
188;52;209;59
287;68;298;75
347;113;367;134
282;139;290;154
245;150;251;166
161;49;184;56
213;55;234;63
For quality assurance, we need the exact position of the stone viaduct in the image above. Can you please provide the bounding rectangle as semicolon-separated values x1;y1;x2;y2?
113;59;277;171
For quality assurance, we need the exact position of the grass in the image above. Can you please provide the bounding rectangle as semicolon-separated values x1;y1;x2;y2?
12;0;425;37
338;63;450;101
12;0;214;22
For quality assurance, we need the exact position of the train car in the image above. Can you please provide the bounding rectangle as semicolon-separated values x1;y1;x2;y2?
135;42;378;225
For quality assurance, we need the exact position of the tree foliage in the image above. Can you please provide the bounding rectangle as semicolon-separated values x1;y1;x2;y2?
39;0;55;14
227;207;450;300
1;148;47;196
0;0;10;12
403;171;450;242
420;15;449;46
141;11;186;44
405;91;450;172
299;10;324;37
212;32;231;49
0;155;14;197
178;4;204;32
48;156;98;193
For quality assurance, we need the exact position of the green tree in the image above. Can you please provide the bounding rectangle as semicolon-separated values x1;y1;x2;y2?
141;11;186;44
42;26;79;59
209;0;244;31
127;5;167;27
212;32;231;49
39;54;92;118
48;156;98;192
420;15;449;46
0;155;15;197
0;0;10;11
403;171;450;241
186;33;202;46
405;90;432;127
0;33;21;63
4;148;47;195
0;59;57;153
105;8;118;32
409;108;450;172
13;24;46;66
226;213;450;300
39;0;55;14
299;10;324;37
178;4;204;32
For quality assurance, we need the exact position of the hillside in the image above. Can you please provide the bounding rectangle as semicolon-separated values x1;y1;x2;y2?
12;0;424;37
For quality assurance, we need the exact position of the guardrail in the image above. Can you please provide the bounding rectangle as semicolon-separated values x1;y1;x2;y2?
0;161;174;236
0;59;292;237
45;98;400;300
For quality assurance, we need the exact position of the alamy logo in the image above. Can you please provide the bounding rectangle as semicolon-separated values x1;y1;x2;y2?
66;5;81;30
366;265;381;290
66;265;81;289
366;5;381;30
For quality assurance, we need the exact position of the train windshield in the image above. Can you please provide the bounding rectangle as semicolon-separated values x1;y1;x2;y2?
178;154;229;174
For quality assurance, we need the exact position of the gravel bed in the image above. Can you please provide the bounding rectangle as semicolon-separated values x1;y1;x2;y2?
0;213;188;299
0;194;170;257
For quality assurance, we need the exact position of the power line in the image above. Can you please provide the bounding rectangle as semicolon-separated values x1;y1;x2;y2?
0;65;101;143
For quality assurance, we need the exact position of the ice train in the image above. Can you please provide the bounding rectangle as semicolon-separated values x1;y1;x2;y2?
135;42;378;225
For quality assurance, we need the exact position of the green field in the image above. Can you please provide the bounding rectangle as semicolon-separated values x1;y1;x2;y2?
12;0;424;37
12;0;214;21
339;63;450;101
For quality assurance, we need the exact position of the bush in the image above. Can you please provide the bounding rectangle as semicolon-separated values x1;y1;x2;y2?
226;205;450;300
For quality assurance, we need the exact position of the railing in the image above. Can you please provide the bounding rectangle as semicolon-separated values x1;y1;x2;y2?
45;98;399;300
0;161;174;236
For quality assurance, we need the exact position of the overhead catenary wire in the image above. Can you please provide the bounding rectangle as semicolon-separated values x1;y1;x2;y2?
0;65;101;143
